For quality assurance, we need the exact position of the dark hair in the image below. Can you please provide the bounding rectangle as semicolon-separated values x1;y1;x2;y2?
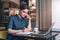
20;4;29;10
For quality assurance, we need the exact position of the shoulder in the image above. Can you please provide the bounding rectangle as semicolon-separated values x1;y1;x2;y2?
9;15;18;18
9;15;18;20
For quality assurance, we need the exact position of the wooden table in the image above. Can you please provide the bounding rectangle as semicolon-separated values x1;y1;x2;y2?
14;32;59;40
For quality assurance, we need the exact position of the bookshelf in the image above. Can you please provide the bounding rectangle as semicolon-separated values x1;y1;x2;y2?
0;2;9;23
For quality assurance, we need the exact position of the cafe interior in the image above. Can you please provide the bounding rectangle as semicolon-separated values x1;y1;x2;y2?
0;0;60;40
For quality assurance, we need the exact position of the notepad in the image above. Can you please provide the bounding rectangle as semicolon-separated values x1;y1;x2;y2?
16;32;33;35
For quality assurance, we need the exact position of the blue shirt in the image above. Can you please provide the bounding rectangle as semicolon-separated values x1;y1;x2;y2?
6;15;28;40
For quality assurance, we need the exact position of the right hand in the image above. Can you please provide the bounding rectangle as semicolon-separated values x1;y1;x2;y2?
25;14;31;20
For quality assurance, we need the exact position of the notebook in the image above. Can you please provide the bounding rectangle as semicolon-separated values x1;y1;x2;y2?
16;32;33;35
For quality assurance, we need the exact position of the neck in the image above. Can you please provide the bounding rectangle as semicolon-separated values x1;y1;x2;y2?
18;14;22;18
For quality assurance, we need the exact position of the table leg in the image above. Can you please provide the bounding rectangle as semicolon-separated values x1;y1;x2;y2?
53;37;55;40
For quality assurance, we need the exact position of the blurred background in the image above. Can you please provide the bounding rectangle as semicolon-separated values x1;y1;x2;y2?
1;0;60;40
0;0;37;40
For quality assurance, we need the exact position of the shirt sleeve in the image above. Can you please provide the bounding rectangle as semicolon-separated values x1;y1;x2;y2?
7;16;13;29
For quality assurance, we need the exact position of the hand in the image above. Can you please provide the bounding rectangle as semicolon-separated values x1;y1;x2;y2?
25;14;31;20
24;28;31;32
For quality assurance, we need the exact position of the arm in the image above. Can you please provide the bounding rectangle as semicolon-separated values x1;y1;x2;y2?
24;15;32;32
7;16;24;34
8;29;24;34
27;18;31;30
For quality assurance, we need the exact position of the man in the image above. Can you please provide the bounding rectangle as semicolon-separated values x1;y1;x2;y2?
6;4;31;40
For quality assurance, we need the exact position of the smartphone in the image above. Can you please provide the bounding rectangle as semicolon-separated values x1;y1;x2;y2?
25;16;27;18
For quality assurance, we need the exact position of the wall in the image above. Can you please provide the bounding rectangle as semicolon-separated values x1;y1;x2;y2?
1;0;20;6
10;0;20;5
37;0;51;30
52;0;60;40
52;0;60;31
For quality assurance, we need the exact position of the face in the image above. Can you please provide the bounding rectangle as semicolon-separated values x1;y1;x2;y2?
20;9;28;18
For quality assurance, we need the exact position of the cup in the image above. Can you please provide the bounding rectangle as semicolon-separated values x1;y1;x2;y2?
34;27;39;33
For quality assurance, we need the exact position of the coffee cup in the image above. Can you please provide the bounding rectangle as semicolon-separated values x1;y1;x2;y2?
34;27;39;33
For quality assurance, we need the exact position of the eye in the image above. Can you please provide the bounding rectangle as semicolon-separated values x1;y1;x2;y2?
23;11;26;13
23;11;28;13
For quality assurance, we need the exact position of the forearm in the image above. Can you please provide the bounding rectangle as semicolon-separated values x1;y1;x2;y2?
26;19;32;32
28;19;31;28
25;14;31;28
8;29;24;34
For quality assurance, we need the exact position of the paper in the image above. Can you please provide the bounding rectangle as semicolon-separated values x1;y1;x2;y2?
16;32;33;34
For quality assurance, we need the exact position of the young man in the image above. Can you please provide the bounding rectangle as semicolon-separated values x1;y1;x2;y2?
6;4;31;40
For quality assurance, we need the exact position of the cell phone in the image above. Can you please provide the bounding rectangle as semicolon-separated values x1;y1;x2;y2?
25;16;27;18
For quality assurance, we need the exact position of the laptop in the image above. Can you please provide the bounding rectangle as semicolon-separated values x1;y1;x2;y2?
31;22;55;36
